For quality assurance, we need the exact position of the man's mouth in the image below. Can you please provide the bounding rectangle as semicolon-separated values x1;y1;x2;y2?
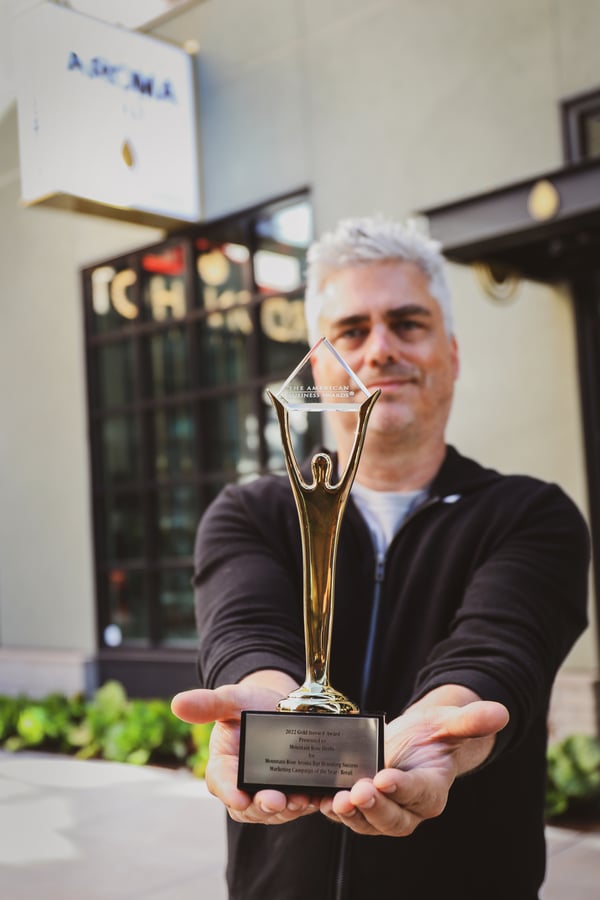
365;375;418;390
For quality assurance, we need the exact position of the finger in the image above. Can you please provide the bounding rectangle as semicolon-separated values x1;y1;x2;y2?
227;790;287;823
286;793;320;814
320;791;366;830
321;790;354;818
254;789;290;815
228;791;319;825
324;784;421;837
205;751;252;811
252;790;318;817
350;786;422;835
372;767;448;819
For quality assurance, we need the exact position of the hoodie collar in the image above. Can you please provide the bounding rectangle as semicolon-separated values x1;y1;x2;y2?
429;445;503;499
300;444;502;499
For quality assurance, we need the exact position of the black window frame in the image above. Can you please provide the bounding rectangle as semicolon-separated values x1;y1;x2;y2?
81;190;315;692
562;87;600;164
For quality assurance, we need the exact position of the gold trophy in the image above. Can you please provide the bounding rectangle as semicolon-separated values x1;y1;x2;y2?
238;339;385;793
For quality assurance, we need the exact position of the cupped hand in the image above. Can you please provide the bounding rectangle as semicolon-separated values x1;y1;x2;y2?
171;677;321;825
320;699;509;837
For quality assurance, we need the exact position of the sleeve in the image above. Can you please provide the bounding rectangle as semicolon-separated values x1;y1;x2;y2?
406;481;590;757
193;482;306;689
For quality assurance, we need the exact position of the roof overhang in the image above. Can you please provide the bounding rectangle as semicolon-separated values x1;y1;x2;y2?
419;158;600;282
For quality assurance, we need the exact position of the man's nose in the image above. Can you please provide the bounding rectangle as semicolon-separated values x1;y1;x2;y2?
364;325;399;365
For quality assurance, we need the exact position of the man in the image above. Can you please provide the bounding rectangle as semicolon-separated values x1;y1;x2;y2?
172;218;589;899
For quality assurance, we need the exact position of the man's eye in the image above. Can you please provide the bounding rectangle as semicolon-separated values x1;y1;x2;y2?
396;320;425;334
337;328;367;341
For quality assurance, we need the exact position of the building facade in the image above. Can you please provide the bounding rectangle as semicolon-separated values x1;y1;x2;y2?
0;0;598;738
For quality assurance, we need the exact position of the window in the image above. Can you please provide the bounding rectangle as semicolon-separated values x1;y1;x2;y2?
562;88;600;163
82;193;317;654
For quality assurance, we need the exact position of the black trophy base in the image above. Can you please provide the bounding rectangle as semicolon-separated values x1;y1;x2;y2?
238;710;385;794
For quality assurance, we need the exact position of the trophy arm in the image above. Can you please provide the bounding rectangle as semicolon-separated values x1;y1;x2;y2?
267;390;311;496
334;389;381;493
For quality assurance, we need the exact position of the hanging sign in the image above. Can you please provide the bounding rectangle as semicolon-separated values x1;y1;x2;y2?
13;2;201;227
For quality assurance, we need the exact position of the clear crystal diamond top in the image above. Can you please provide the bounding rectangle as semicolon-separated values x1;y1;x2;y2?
276;338;372;411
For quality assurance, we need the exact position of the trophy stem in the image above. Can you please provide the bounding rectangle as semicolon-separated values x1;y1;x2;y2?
268;389;380;716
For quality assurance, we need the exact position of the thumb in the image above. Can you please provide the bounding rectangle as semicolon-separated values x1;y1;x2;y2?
171;687;235;724
171;683;281;725
434;701;509;743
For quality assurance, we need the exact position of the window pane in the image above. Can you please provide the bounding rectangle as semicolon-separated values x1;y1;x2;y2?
255;199;313;249
198;311;253;386
259;292;308;374
253;250;303;293
201;392;259;477
103;568;149;646
90;264;139;334
149;326;192;397
142;244;187;322
196;240;252;313
253;200;312;293
103;493;145;561
94;341;135;408
158;486;199;558
158;569;196;646
101;415;140;484
154;406;196;479
583;111;600;159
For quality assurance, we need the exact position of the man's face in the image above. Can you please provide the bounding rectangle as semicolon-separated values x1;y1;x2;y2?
311;260;459;446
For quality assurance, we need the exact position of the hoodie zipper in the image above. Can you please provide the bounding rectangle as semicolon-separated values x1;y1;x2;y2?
358;493;442;708
333;493;447;900
359;552;386;707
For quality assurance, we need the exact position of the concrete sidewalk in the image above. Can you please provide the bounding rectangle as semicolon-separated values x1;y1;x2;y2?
543;825;600;900
0;752;598;899
0;752;226;900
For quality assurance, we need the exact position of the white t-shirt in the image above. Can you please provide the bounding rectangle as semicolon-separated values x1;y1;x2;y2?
351;482;428;556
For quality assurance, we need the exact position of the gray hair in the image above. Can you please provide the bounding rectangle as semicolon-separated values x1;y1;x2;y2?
304;217;453;343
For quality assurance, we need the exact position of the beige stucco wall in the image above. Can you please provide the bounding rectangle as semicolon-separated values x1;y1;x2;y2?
156;0;600;222
0;0;598;693
446;267;595;670
0;107;160;668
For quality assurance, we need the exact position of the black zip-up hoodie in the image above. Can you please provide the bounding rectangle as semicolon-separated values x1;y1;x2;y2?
194;446;589;900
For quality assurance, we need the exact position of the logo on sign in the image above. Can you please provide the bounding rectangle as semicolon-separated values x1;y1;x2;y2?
67;51;176;102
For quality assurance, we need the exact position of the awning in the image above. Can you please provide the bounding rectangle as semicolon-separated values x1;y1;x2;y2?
419;158;600;281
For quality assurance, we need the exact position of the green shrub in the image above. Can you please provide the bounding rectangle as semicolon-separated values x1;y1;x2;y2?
546;733;600;820
0;695;28;743
0;681;212;776
187;723;214;778
1;692;85;753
